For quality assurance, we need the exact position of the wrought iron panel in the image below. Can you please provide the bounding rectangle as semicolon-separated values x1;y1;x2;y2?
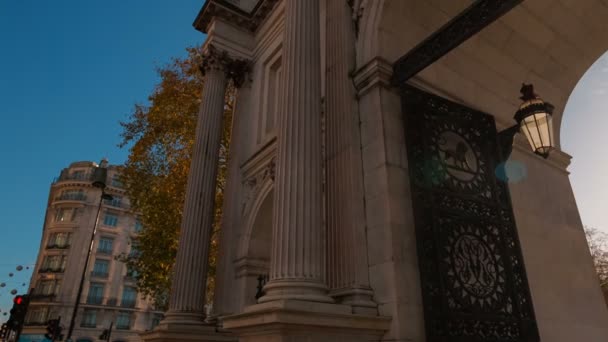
401;85;539;342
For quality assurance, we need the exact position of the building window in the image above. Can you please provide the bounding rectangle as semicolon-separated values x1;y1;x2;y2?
54;207;76;223
102;213;118;227
104;195;122;208
92;259;109;278
41;255;67;273
57;189;86;201
125;265;138;279
47;232;72;249
111;174;123;188
36;279;61;296
116;312;131;330
134;219;143;233
86;283;104;305
80;309;97;328
26;306;49;325
121;287;137;308
71;170;86;180
97;237;113;254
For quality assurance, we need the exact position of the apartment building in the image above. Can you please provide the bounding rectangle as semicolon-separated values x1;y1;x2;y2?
21;160;163;342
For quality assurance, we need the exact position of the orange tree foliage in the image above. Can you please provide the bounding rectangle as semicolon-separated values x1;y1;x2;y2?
117;46;233;309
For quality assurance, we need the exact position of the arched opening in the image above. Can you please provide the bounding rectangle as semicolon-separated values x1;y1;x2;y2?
562;51;608;233
235;188;274;309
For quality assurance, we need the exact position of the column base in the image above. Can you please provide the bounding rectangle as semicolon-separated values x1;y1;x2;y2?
330;287;378;315
258;280;334;303
141;322;236;342
221;299;391;342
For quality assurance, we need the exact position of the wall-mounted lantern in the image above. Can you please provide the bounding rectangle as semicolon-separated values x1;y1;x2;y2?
499;84;555;160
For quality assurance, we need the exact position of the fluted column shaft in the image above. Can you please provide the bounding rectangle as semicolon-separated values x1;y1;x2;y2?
165;64;228;323
260;0;332;303
325;0;376;310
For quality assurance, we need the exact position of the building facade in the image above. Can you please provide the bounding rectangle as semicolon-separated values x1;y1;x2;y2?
21;161;163;342
144;1;608;342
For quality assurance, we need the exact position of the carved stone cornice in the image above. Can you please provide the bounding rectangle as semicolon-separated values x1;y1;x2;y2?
199;45;251;88
193;0;280;34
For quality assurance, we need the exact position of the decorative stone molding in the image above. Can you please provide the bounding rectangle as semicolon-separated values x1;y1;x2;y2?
193;0;280;34
241;156;275;218
352;57;394;97
200;45;251;88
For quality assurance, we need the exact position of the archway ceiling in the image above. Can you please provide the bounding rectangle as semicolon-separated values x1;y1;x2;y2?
376;0;608;147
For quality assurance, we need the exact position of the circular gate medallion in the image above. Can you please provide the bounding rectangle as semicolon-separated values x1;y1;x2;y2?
452;234;498;298
437;131;478;182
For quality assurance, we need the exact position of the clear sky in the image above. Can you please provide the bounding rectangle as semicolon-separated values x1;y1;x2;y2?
0;0;204;321
0;0;607;325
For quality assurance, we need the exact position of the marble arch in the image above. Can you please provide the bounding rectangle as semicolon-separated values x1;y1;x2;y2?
143;1;608;342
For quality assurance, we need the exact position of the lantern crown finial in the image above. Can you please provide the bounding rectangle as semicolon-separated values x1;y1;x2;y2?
519;83;537;101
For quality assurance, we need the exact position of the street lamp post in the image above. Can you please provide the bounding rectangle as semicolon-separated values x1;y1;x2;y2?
65;159;113;341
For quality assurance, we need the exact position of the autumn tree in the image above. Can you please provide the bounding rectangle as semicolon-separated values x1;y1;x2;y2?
117;46;233;309
585;226;608;307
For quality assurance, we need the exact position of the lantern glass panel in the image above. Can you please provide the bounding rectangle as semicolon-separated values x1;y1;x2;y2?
520;112;553;156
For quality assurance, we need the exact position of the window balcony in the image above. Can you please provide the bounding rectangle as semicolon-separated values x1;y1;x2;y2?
46;243;71;250
29;293;56;302
80;322;97;328
54;172;93;183
86;296;103;305
90;271;109;279
96;248;113;255
38;267;65;274
55;193;87;202
120;300;136;308
116;324;131;330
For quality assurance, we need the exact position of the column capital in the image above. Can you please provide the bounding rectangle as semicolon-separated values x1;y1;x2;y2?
200;45;251;88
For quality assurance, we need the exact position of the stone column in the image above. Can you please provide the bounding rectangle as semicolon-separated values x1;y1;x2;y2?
163;47;229;324
325;0;376;312
259;0;332;303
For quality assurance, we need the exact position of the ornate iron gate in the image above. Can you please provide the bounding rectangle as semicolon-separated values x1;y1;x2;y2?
401;85;539;341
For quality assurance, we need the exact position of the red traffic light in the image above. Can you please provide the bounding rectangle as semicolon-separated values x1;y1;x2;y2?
13;296;24;305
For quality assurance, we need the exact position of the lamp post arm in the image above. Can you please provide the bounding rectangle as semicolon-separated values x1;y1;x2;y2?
497;123;520;162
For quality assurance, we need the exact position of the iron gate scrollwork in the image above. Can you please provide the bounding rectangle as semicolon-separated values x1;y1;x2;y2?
401;85;539;342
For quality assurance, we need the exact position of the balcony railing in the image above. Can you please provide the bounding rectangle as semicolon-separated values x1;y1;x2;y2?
29;293;56;302
97;248;113;255
46;243;71;250
116;324;131;330
90;271;109;278
54;193;87;202
25;320;48;327
80;322;97;328
120;300;136;308
38;267;65;274
54;171;94;183
106;298;117;306
86;296;103;305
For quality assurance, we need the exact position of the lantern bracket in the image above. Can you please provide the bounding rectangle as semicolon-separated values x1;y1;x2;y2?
497;124;520;162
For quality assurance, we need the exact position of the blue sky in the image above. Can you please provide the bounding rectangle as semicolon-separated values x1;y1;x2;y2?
0;0;204;320
0;0;607;324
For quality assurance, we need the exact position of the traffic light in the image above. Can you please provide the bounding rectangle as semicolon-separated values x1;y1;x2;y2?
0;323;8;339
99;329;109;340
8;294;30;332
45;318;62;341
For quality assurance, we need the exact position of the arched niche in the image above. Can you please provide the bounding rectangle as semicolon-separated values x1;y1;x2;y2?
357;0;608;148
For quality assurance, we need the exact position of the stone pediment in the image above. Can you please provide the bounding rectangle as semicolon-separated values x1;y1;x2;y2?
193;0;279;33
